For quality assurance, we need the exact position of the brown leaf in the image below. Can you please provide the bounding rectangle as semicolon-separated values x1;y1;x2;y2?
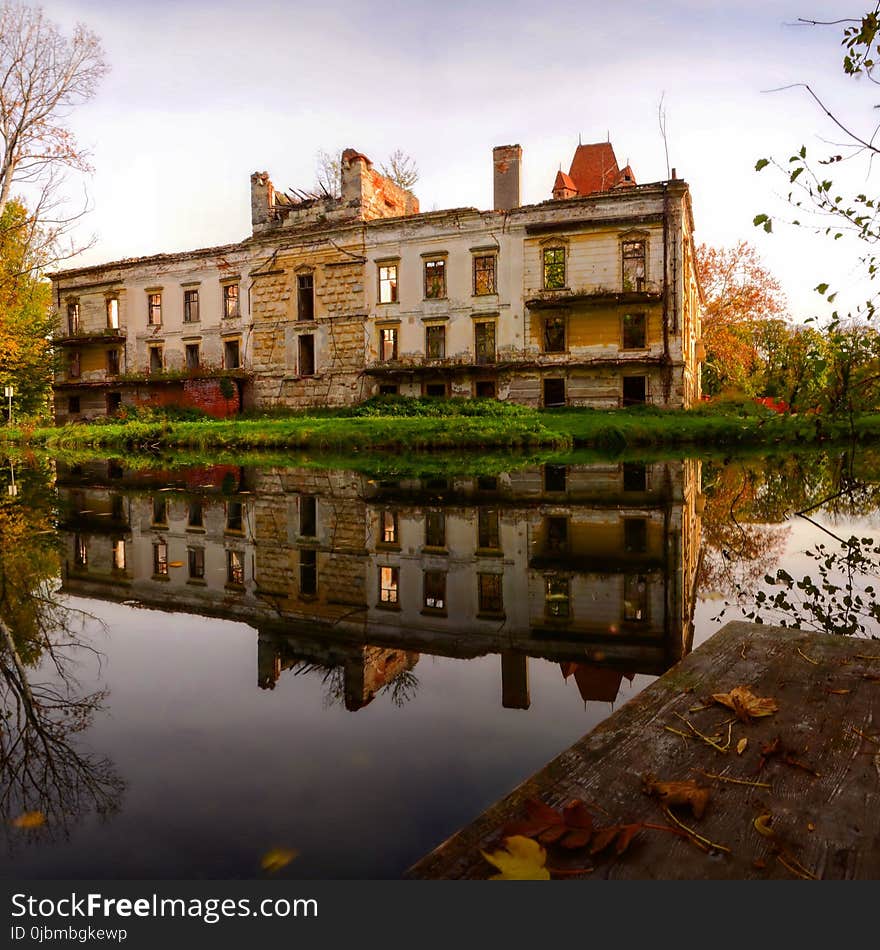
615;824;642;855
737;737;748;756
589;825;623;856
712;685;778;722
643;776;710;819
503;798;594;850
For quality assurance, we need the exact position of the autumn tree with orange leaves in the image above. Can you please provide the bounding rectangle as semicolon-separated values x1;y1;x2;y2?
696;241;788;396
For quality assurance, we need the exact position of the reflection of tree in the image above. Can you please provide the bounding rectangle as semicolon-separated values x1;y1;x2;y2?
0;469;124;844
318;663;420;710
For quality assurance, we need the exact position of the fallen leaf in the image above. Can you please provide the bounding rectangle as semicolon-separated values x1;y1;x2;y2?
807;822;815;832
260;848;299;873
712;686;778;722
737;738;748;756
825;688;850;695
757;736;820;777
503;797;593;849
643;775;710;819
12;811;45;829
754;814;775;838
168;561;184;568
481;835;550;880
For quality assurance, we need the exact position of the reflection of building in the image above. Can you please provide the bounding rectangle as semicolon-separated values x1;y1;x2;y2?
57;458;701;709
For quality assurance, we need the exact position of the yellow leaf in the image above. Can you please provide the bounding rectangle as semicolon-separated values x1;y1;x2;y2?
754;814;775;838
737;738;748;756
712;686;778;721
168;561;184;568
481;835;550;880
260;848;299;873
12;811;46;829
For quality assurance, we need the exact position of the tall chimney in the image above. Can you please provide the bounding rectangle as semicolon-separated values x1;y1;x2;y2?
493;144;522;211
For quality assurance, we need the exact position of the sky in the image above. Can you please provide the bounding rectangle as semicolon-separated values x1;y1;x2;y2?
38;0;876;320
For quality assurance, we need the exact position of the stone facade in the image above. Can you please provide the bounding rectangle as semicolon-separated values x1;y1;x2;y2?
49;141;702;418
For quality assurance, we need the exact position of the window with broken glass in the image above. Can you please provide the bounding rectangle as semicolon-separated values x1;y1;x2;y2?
473;254;497;295
106;349;120;375
185;343;200;370
184;289;200;323
543;316;566;353
223;283;240;319
423;571;447;612
188;546;205;580
425;510;446;549
543;247;566;290
424;258;446;299
380;509;398;546
477;508;500;550
622;312;646;349
379;264;398;304
622;240;646;291
475;322;495;364
147;292;162;325
426;324;446;359
380;327;398;361
226;549;245;586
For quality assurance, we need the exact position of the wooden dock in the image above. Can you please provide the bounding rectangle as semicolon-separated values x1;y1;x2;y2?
406;622;880;880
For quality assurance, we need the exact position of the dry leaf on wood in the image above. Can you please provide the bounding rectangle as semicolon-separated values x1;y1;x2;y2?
503;797;593;850
711;685;778;722
481;835;550;880
643;775;710;819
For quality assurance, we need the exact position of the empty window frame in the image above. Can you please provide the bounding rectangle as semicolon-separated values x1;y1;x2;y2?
624;518;648;554
185;343;200;370
68;351;81;378
478;573;503;614
299;495;317;537
299;548;317;596
623;573;648;621
223;283;240;319
67;396;80;414
380;327;398;362
298;334;315;376
67;301;80;334
380;509;398;545
475;380;496;398
473;254;497;295
379;565;399;605
106;298;120;329
148;345;163;373
297;273;315;321
425;383;447;398
379;384;398;396
477;508;500;550
426;324;446;359
226;501;244;533
223;338;241;370
188;546;205;580
153;541;168;576
543;378;566;407
147;292;162;325
545;575;570;618
424;510;446;549
226;549;245;586
183;289;200;323
622;240;646;291
622;375;647;406
622;312;647;349
423;570;447;611
424;258;446;299
475;321;496;364
379;263;398;304
112;539;126;572
106;348;120;375
106;392;121;415
543;247;566;290
543;316;566;353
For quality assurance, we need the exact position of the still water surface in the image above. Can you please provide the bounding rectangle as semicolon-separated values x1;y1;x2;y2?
1;449;877;877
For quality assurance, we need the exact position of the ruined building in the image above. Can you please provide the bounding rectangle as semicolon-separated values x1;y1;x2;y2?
49;141;702;421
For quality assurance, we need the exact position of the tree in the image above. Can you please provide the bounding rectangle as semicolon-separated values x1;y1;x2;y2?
0;1;108;274
313;147;419;199
380;148;419;190
696;241;788;395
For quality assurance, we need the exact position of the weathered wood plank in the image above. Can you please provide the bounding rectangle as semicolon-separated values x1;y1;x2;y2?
406;622;880;880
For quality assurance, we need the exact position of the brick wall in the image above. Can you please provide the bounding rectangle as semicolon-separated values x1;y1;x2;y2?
136;378;241;418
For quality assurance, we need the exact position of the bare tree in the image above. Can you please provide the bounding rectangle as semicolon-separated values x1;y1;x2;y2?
313;148;341;198
0;1;108;270
379;148;419;190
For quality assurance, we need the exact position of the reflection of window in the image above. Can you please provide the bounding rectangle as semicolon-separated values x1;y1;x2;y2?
477;508;500;550
299;496;317;537
475;322;495;364
226;502;243;532
184;289;199;323
423;571;446;611
624;574;648;621
545;575;570;618
426;324;446;359
111;494;125;521
624;518;647;553
543;247;566;289
381;509;398;545
622;240;646;291
74;534;88;568
223;283;240;319
188;546;205;579
622;312;646;349
546;516;568;553
425;510;445;548
543;316;566;353
424;258;446;299
380;327;398;361
379;565;399;605
300;548;317;596
623;462;647;492
188;501;203;528
227;549;245;586
478;573;503;614
473;254;497;295
297;273;314;321
379;264;398;303
153;541;168;576
112;539;126;572
544;464;567;493
152;498;167;526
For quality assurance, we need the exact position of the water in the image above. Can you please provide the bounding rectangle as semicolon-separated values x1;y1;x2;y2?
1;447;878;878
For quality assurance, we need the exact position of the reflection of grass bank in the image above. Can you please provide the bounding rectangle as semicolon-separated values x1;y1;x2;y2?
4;398;880;455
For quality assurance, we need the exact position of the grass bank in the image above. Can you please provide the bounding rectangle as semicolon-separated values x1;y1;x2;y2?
3;398;880;454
